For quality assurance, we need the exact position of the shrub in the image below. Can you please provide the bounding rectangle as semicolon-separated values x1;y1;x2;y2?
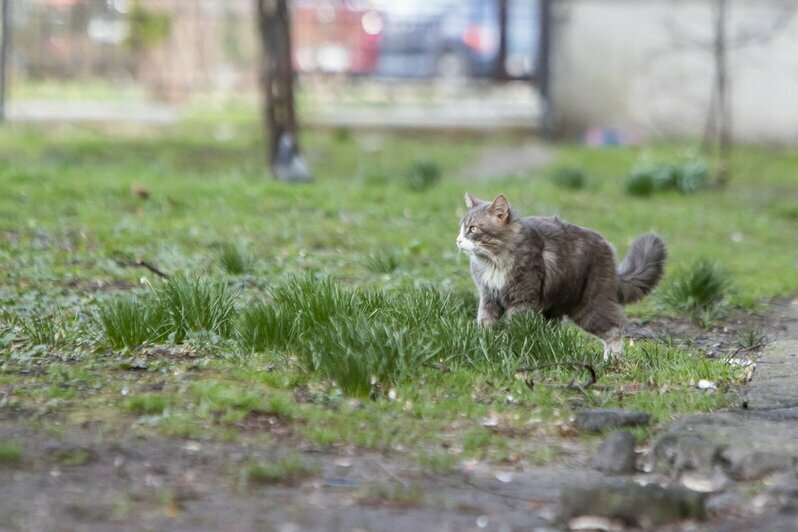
625;160;709;197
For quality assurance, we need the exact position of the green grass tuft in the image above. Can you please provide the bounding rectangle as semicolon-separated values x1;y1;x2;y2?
158;275;239;342
405;161;442;191
126;393;170;415
99;275;239;348
236;303;295;353
659;259;731;326
245;454;316;485
736;329;765;350
216;243;252;275
98;295;170;349
0;441;23;466
365;250;401;273
551;166;588;190
15;309;72;347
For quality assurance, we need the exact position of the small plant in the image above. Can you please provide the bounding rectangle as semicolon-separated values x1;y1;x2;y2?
365;250;400;274
245;454;315;485
659;259;731;326
216;244;251;275
405;161;442;192
126;393;170;415
551;166;587;190
0;441;23;466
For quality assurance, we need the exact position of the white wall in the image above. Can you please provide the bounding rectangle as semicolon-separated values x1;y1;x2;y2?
550;0;798;143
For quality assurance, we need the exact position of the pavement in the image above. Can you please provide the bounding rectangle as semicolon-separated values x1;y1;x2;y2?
6;95;540;132
650;298;798;529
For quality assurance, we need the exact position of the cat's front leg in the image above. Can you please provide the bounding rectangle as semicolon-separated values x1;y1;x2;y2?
505;304;536;320
477;295;504;327
504;295;543;321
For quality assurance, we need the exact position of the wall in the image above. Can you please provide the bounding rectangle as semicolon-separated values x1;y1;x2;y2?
550;0;798;143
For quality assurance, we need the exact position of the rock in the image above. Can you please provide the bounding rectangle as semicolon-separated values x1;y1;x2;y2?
574;409;650;432
731;452;798;481
651;433;729;475
592;431;637;475
557;481;706;527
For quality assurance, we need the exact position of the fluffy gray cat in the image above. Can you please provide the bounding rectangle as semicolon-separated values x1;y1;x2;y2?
457;193;666;360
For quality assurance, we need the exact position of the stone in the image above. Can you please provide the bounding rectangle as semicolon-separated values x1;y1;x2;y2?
557;481;706;528
651;433;729;475
731;452;798;481
573;409;650;432
592;431;637;475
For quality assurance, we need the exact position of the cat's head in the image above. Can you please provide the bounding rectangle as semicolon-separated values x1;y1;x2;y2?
457;193;517;259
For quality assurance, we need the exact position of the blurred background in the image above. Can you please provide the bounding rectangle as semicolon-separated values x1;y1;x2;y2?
1;0;797;142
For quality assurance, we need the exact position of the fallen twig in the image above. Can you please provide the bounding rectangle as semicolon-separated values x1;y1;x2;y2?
134;257;170;279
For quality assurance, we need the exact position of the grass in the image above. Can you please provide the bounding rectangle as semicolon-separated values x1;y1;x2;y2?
244;454;316;485
365;250;401;273
0;441;23;466
15;310;71;347
98;275;239;347
405;160;442;191
551;166;588;190
658;259;731;325
126;393;171;415
0;121;796;467
216;243;251;275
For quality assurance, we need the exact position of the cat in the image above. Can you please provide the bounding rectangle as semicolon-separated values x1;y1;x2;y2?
456;193;667;360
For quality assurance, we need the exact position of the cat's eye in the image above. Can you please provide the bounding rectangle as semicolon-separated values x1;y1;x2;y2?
468;226;478;234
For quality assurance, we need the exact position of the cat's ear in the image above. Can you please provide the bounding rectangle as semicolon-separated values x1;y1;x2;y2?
489;194;511;223
464;192;485;209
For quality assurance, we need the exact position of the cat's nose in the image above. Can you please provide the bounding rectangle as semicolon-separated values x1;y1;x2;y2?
456;237;462;246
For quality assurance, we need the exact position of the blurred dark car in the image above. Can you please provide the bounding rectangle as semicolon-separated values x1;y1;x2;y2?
374;0;540;80
291;0;383;75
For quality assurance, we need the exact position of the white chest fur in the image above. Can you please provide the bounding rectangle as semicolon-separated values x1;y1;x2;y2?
473;256;510;292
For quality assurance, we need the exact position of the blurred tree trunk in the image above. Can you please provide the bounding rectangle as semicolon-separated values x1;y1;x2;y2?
0;0;11;122
495;0;508;80
255;0;311;182
703;0;732;186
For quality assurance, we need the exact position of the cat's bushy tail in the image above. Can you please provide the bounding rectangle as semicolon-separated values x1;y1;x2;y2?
617;233;667;305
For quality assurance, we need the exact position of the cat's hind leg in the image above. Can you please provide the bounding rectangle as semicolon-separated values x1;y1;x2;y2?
570;301;626;361
599;327;624;361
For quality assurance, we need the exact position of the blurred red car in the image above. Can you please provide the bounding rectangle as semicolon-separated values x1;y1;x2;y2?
291;0;383;75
